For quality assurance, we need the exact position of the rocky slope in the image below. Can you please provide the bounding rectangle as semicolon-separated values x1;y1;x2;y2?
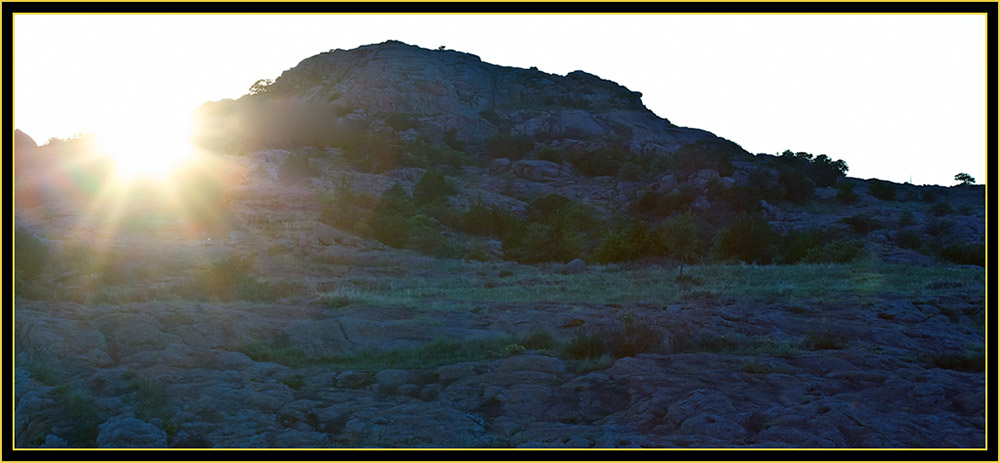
196;40;713;156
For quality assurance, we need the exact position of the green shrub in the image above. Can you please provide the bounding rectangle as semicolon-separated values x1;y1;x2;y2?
368;183;416;247
413;170;454;205
921;189;936;203
928;349;984;372
807;154;849;188
895;228;923;250
341;132;406;173
369;212;412;249
50;381;105;446
840;214;884;234
526;194;601;233
194;254;298;302
668;138;746;177
418;199;463;229
929;202;953;217
320;178;376;232
592;229;635;264
500;194;601;263
778;166;816;204
778;228;823;264
939;243;985;266
656;213;700;272
563;322;664;360
924;218;955;237
15;227;48;295
462;241;491;262
897;211;915;227
462;200;517;238
616;162;644;182
868;181;897;201
405;214;454;257
835;182;859;205
712;213;777;264
502;222;582;264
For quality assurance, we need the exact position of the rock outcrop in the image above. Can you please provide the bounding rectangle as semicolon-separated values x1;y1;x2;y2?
197;40;713;156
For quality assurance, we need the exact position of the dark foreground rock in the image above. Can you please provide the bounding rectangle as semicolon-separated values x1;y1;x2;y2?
14;291;986;449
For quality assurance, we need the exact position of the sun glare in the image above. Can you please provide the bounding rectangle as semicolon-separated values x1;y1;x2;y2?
95;111;199;184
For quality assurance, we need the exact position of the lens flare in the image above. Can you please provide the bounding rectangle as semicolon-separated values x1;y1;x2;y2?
94;111;199;183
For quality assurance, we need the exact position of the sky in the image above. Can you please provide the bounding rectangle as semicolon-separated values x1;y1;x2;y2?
13;13;987;186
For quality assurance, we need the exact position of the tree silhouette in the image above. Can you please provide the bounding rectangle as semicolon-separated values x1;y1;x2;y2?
954;173;975;185
658;213;699;279
249;79;273;96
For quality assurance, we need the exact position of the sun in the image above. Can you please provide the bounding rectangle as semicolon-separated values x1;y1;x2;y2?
94;110;200;184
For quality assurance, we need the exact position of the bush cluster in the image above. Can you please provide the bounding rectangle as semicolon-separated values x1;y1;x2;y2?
563;320;664;360
15;227;49;295
502;194;602;263
868;181;897;201
367;181;460;258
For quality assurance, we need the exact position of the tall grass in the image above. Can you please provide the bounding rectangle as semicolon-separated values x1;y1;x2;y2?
314;262;984;310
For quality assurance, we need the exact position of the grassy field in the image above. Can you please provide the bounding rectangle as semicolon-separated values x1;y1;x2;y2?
316;259;986;311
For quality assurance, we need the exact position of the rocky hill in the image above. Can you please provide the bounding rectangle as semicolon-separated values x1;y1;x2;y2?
12;41;987;450
195;40;712;157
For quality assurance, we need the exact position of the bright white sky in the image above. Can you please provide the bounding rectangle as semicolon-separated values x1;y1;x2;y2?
14;13;986;186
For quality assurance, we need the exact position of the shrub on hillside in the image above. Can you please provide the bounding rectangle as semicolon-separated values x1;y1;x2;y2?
617;162;644;182
895;228;923;250
778;166;816;204
897;211;915;227
656;213;700;273
417;199;463;229
592;222;657;264
15;227;49;295
835;181;859;205
939;243;985;266
929;202;953;217
368;184;416;248
413;170;454;205
502;222;583;264
462;199;517;238
868;181;897;201
924;218;955;237
592;229;635;264
840;214;884;235
712;213;777;264
777;228;823;264
194;254;297;302
405;214;454;258
667;138;747;177
320;178;376;233
341;132;406;173
564;321;664;360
